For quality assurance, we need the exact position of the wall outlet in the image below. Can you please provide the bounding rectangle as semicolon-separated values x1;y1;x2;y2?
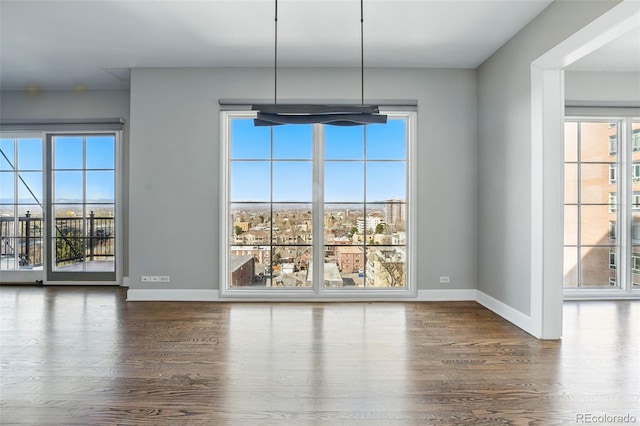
141;276;150;282
150;276;160;282
159;276;170;282
439;276;450;283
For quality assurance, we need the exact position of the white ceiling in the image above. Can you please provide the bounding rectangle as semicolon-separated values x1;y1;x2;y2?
0;0;633;92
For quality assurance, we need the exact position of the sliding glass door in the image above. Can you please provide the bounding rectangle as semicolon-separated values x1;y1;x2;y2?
46;134;117;282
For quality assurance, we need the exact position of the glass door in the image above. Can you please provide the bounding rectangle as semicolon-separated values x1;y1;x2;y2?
0;135;44;282
46;134;117;282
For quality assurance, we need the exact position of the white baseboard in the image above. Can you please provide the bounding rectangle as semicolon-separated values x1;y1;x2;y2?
121;277;130;288
127;289;220;301
476;290;535;336
416;289;477;301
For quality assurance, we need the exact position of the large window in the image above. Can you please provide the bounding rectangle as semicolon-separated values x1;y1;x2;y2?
564;118;640;293
222;111;414;296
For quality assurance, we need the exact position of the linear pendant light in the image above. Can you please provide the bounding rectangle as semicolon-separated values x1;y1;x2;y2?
253;0;387;126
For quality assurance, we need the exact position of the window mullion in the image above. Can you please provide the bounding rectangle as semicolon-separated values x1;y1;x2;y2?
313;124;324;294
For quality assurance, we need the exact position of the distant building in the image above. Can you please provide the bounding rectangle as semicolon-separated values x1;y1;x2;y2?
356;215;383;234
233;221;251;232
335;246;364;273
230;255;255;287
384;198;406;227
366;247;406;287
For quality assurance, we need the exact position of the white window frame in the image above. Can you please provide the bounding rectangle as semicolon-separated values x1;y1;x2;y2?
609;164;617;184
219;110;417;300
564;115;640;299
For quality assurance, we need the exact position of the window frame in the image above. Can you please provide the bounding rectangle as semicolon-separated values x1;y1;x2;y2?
219;110;417;299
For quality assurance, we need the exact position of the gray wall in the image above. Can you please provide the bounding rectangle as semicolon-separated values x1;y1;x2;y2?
477;1;621;315
0;90;131;278
128;67;478;291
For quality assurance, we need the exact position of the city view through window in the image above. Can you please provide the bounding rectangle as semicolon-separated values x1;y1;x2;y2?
228;115;409;289
564;119;640;291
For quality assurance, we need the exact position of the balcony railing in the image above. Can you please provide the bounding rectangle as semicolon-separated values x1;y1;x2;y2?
0;211;114;270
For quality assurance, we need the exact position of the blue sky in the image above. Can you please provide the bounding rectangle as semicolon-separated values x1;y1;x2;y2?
231;118;407;203
0;135;115;205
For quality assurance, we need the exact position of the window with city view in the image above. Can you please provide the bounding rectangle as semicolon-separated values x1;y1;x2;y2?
564;118;640;292
225;112;411;292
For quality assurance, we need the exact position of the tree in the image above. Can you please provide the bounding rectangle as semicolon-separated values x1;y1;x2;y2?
375;223;385;234
259;215;265;223
349;226;358;237
379;260;404;287
234;225;243;236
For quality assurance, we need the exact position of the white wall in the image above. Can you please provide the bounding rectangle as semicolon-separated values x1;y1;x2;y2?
565;71;640;104
128;67;478;292
477;1;621;316
0;90;131;279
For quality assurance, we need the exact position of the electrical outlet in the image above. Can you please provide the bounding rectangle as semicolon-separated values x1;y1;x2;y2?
159;276;170;282
141;276;150;282
150;276;160;282
439;276;450;283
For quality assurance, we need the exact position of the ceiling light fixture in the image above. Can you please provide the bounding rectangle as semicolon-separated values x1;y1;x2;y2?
252;0;387;126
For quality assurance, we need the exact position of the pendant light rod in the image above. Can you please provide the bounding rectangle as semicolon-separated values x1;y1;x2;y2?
274;0;278;105
361;0;364;108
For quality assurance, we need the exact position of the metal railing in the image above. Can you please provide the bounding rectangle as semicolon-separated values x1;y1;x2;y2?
0;211;115;269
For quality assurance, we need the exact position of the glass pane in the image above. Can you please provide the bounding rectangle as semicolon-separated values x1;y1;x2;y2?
272;204;312;245
0;172;14;202
325;126;364;160
230;247;262;287
230;118;271;160
54;237;85;271
325;161;364;202
580;163;614;204
86;136;115;169
325;245;365;287
54;171;82;203
17;235;43;269
17;172;42;205
273;124;312;159
580;122;617;162
1;238;16;270
632;212;640;245
0;206;15;238
18;208;43;237
230;203;271;244
633;246;640;289
273;161;312;202
580;247;615;287
86;171;115;203
366;119;406;160
86;204;116;241
564;164;578;204
563;247;578;288
366;162;406;201
324;204;363;246
0;138;15;171
365;246;406;288
230;161;270;202
632;122;640;162
271;246;312;287
17;138;42;170
54;136;83;169
54;205;85;237
564;122;578;163
580;205;615;246
564;205;578;246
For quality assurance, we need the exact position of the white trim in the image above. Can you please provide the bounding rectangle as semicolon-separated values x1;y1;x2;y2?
476;290;537;338
416;289;476;301
529;0;640;340
564;289;640;300
121;276;130;287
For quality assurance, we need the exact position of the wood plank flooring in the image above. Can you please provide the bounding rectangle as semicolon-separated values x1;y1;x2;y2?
1;286;638;425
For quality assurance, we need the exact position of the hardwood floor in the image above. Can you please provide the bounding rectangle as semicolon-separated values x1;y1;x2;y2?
1;286;638;425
